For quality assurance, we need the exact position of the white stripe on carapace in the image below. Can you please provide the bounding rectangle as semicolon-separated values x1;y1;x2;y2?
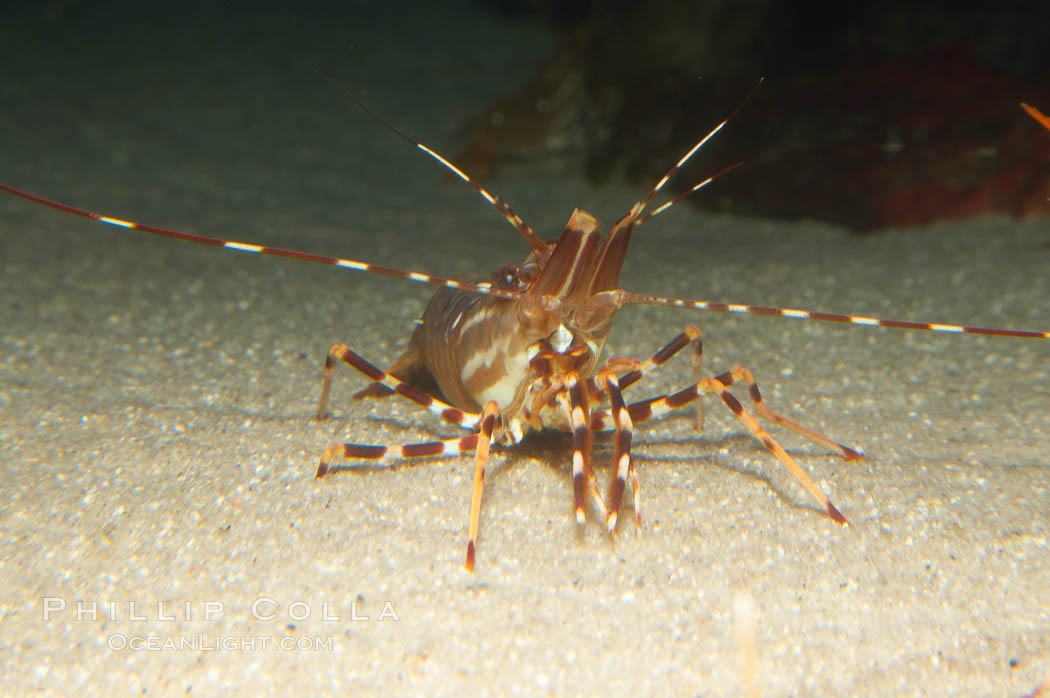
461;340;505;383
458;306;497;335
478;362;524;409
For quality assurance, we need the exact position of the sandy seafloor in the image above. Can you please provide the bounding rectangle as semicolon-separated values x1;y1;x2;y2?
1;3;1048;696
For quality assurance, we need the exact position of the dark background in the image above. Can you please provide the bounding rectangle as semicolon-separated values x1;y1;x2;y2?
2;0;1048;232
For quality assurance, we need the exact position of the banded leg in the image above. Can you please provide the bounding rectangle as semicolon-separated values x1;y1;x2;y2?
466;401;500;571
316;343;480;431
627;374;850;524
710;368;862;461
315;433;480;477
599;370;641;532
604;326;704;430
627;369;860;461
557;375;607;525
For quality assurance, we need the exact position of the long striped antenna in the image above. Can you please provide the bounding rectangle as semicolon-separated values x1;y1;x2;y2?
637;161;743;224
0;183;522;301
315;71;547;253
4;168;1047;344
634;77;764;220
617;290;1050;340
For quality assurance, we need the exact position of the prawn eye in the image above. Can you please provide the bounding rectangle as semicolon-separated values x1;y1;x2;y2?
491;263;525;291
